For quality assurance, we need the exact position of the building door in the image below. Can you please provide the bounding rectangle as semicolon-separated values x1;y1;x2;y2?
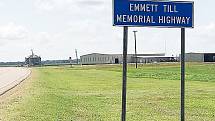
115;58;119;64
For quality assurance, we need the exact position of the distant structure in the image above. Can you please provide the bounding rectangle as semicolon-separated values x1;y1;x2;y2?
25;50;41;66
75;49;79;64
42;59;79;66
80;53;176;65
180;53;215;62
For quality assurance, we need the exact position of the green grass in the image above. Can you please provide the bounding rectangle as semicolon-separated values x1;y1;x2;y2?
1;63;215;121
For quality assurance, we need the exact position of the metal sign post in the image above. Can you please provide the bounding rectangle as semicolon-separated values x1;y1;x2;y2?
181;28;185;121
121;26;128;121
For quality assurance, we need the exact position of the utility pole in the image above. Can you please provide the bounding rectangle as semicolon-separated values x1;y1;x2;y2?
75;49;78;64
133;31;138;68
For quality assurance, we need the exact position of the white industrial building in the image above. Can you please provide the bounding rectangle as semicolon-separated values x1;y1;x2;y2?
80;53;126;64
80;53;176;65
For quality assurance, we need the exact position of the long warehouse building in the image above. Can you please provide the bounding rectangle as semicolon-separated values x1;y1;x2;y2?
80;53;176;65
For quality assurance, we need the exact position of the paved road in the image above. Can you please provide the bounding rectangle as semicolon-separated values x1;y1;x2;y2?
0;67;31;95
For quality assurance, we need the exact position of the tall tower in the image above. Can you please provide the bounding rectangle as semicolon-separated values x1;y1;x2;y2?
75;49;78;64
31;49;34;56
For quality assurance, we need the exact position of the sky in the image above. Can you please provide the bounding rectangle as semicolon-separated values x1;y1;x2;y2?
0;0;214;62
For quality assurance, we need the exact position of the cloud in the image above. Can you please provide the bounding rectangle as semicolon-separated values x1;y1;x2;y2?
31;32;52;46
0;22;28;41
34;0;67;11
76;0;104;6
34;0;105;12
35;0;55;11
0;22;56;49
199;23;215;39
185;22;215;53
189;22;215;42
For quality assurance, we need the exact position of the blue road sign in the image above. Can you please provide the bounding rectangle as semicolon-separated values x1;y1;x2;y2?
113;0;194;28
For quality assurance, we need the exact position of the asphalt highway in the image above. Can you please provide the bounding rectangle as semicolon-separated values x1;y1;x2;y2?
0;67;31;95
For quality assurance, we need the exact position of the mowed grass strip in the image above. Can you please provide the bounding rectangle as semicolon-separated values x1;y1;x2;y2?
1;63;215;121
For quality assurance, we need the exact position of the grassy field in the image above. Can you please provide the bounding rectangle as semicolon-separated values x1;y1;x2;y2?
1;63;215;121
